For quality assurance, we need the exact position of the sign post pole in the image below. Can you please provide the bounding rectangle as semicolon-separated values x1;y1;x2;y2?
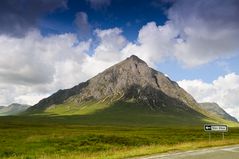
204;124;228;142
209;132;211;142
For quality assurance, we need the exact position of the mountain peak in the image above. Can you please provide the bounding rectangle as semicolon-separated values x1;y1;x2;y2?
126;55;147;64
28;55;198;114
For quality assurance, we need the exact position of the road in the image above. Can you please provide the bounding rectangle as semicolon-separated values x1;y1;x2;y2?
136;144;239;159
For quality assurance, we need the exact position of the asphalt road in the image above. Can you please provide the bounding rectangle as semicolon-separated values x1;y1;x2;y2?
136;144;239;159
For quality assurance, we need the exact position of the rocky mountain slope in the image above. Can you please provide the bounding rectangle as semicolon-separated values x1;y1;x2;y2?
199;102;237;122
26;55;237;125
0;103;31;116
28;56;198;112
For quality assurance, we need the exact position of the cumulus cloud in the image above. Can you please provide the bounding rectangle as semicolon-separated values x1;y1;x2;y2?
82;28;127;76
81;24;175;77
86;0;111;10
134;0;239;67
178;73;239;120
122;22;177;66
0;0;67;36
114;0;239;68
168;0;239;67
94;28;127;61
0;30;91;105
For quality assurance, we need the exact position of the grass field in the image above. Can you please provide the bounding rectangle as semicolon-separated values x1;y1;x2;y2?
1;115;239;159
1;101;239;159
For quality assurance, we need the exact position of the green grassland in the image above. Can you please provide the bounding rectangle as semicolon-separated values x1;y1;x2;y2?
1;116;239;159
1;101;239;159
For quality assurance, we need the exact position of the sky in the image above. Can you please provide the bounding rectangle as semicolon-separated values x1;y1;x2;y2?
0;0;239;119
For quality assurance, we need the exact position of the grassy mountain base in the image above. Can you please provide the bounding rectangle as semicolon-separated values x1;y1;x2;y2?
31;101;204;126
0;116;239;159
32;100;238;127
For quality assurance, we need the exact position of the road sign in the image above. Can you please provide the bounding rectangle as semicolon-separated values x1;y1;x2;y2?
204;124;228;132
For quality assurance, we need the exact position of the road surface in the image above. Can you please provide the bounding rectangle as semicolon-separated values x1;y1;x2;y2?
136;144;239;159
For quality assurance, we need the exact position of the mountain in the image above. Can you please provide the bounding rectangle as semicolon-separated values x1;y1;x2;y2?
26;55;237;126
0;103;31;116
199;102;238;122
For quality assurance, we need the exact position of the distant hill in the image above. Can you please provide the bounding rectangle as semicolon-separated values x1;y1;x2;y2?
25;55;238;126
199;102;238;122
0;103;31;116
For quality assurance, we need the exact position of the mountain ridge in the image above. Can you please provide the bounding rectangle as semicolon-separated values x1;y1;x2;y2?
199;102;237;122
0;103;31;116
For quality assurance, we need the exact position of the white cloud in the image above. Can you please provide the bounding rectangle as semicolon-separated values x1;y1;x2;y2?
122;22;177;66
168;0;239;67
123;0;239;68
94;28;127;61
129;0;239;67
0;30;91;105
178;73;239;120
81;28;127;77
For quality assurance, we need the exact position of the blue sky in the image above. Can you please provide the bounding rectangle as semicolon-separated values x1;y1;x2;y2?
37;0;239;82
40;0;169;40
0;0;239;119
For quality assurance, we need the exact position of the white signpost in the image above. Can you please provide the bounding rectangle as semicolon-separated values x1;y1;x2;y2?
204;124;228;141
